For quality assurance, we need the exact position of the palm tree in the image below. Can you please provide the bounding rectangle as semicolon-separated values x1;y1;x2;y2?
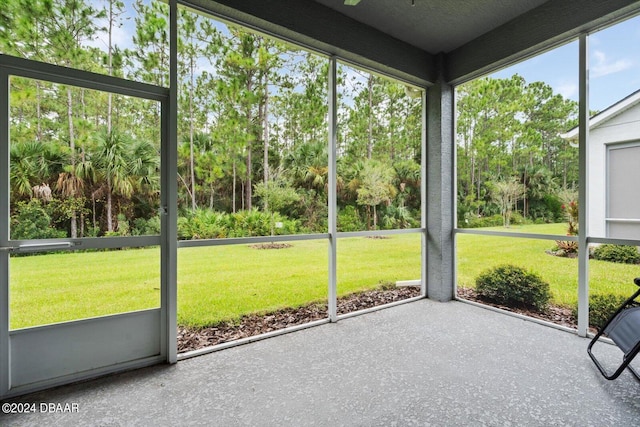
93;131;134;233
10;140;65;199
92;130;159;233
284;141;328;194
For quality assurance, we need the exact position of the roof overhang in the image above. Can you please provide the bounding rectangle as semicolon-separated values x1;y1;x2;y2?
562;89;640;141
186;0;640;87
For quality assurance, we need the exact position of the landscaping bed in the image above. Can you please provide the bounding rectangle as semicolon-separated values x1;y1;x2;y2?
178;285;421;352
457;287;577;329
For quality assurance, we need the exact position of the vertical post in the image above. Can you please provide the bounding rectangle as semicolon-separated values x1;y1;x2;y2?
578;34;590;337
163;0;179;363
0;66;11;396
420;89;427;298
426;53;455;302
328;57;338;322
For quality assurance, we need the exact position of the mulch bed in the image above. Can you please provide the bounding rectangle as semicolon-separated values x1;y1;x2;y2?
178;286;580;353
457;287;577;329
177;286;420;353
249;243;293;250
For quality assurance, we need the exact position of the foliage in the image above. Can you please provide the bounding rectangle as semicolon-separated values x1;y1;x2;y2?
337;205;365;232
178;209;227;239
553;239;578;256
132;216;161;236
10;200;66;240
254;170;300;236
381;205;418;229
284;189;327;233
456;76;578;226
355;160;397;230
593;244;640;264
571;294;629;330
529;193;563;223
113;214;130;236
456;223;640;310
558;189;579;235
177;209;300;240
475;264;551;312
463;214;505;229
489;178;525;228
2;1;580;243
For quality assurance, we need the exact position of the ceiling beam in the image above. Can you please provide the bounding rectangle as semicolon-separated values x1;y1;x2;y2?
446;0;640;85
185;0;435;86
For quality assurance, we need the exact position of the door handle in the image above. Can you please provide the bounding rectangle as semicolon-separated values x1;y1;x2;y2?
0;242;75;252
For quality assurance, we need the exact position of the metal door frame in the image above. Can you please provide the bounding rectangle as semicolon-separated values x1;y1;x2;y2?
0;54;174;398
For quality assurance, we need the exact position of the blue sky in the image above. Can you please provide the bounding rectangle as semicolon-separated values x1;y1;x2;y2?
491;14;640;112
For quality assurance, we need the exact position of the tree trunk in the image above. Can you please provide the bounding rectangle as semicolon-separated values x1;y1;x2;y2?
189;53;196;211
232;159;237;213
263;86;269;184
262;84;270;211
373;204;377;230
67;87;77;239
106;182;113;232
367;75;373;159
36;81;42;142
245;145;252;210
107;0;113;134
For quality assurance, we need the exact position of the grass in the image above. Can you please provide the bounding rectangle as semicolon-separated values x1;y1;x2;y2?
9;224;640;329
10;235;421;329
457;223;640;308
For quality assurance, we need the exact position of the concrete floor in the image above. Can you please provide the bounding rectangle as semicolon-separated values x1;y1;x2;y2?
1;299;639;426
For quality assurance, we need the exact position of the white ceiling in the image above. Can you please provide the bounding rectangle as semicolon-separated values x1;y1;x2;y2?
313;0;549;53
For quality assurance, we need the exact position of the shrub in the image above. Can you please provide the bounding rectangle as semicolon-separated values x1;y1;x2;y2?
338;205;364;232
475;264;551;312
593;244;640;264
381;205;417;229
571;294;629;330
132;216;161;236
464;214;504;228
553;239;578;256
178;209;227;239
510;211;525;225
10;200;66;240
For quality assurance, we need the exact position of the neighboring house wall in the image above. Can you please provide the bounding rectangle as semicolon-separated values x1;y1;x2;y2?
606;142;640;239
585;98;640;239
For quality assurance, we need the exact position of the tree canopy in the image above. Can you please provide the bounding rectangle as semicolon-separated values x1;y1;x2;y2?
1;0;577;239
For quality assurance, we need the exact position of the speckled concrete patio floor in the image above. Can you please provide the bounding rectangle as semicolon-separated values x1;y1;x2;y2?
2;299;639;426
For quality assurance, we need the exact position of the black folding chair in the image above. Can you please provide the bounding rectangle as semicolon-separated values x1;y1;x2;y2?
587;277;640;381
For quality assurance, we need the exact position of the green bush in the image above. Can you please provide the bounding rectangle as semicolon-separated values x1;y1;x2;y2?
178;209;300;240
571;293;629;330
381;205;418;229
464;214;504;228
10;200;66;240
510;211;525;225
132;216;161;236
593;244;640;264
178;209;230;240
338;205;364;232
475;264;551;312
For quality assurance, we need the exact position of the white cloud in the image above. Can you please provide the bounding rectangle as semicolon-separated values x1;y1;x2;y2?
591;50;633;78
555;82;578;100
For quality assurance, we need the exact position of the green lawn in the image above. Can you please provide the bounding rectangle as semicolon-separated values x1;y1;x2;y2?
9;224;640;329
456;223;640;307
10;234;421;329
